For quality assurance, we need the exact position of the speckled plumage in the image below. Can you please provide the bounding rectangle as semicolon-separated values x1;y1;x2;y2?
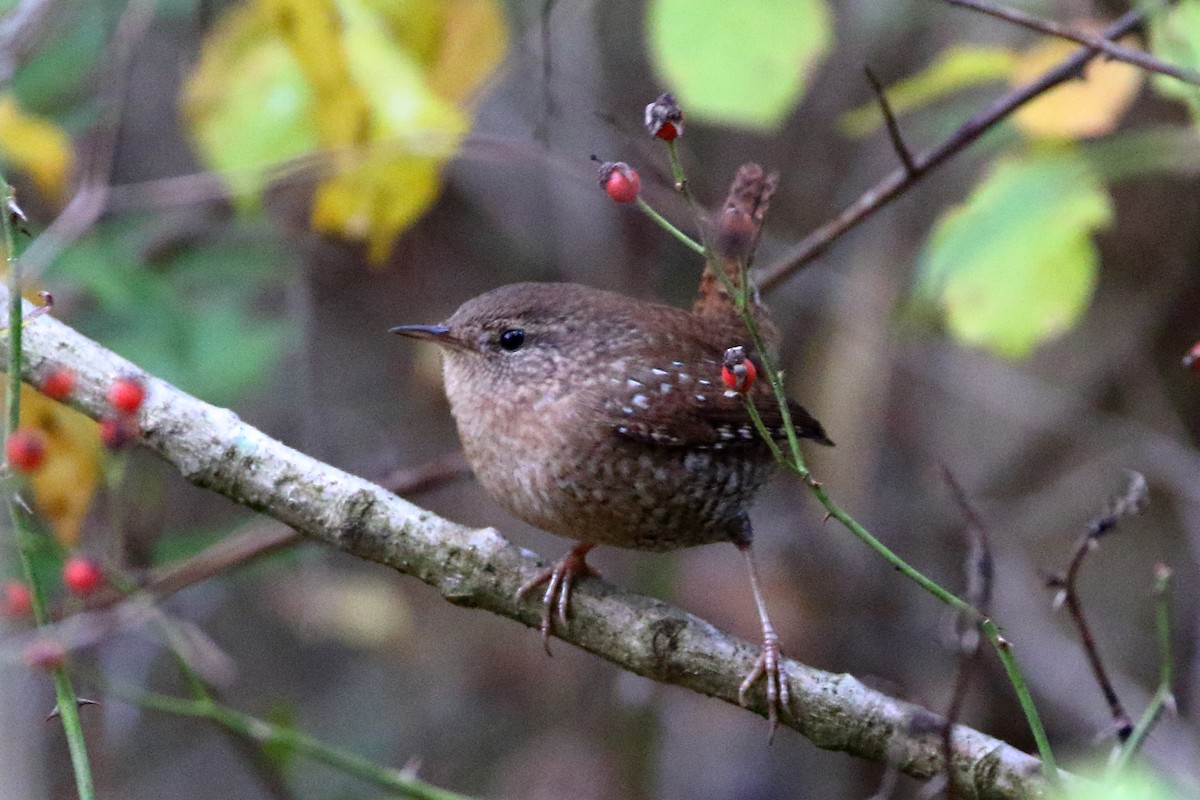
412;282;831;553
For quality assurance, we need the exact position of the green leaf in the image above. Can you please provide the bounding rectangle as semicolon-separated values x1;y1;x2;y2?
647;0;832;130
840;45;1016;138
1148;0;1200;128
47;216;294;405
10;3;112;123
915;149;1112;359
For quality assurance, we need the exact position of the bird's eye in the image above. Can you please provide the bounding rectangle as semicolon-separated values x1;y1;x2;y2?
498;328;525;352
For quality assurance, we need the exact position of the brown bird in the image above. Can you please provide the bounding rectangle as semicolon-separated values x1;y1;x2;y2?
394;284;831;726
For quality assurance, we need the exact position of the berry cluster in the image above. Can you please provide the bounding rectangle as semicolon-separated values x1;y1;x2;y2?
594;94;688;208
2;370;132;643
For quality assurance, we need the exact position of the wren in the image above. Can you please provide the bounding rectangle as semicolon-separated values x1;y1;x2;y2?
392;280;832;732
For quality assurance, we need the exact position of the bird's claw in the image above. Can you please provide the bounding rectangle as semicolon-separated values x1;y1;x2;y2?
515;544;597;655
738;630;791;743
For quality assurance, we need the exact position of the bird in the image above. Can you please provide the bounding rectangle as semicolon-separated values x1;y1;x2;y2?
392;275;832;734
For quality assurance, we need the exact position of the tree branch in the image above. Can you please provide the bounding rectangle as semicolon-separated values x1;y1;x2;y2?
3;290;1059;799
943;0;1200;88
755;8;1145;292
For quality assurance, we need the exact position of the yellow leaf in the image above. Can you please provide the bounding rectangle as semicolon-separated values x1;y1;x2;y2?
311;149;446;261
0;94;74;202
181;4;319;204
424;0;510;103
8;384;102;546
182;0;507;262
262;0;374;146
1012;33;1144;140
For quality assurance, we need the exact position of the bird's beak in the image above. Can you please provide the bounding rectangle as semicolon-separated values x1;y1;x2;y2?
389;324;468;351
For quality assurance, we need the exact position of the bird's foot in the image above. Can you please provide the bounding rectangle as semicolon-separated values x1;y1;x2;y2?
738;628;791;743
515;543;597;655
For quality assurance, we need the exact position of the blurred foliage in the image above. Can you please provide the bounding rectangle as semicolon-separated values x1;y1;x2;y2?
1011;35;1144;140
915;149;1111;358
47;216;294;406
838;14;1200;359
11;385;102;547
840;34;1144;142
182;0;507;261
7;2;112;127
1148;0;1200;128
1060;765;1181;800
0;94;73;202
646;0;832;130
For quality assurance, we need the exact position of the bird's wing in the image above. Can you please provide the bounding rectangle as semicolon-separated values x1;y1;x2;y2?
599;355;832;449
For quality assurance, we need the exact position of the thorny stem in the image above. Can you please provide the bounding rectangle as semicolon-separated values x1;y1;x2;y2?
105;563;297;798
628;132;1061;783
105;683;476;800
2;181;96;800
751;340;1060;783
704;211;1058;785
1059;536;1133;739
941;468;993;800
1110;565;1175;774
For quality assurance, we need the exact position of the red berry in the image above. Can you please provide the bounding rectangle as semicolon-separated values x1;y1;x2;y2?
644;92;685;141
6;429;46;472
62;557;103;596
99;415;138;449
721;357;757;393
42;368;76;401
2;580;31;616
23;638;67;670
598;161;641;204
108;377;146;414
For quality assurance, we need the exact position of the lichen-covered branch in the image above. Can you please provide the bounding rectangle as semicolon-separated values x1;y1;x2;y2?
1;289;1058;799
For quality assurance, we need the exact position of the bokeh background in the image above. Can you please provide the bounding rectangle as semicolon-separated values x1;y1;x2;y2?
0;0;1198;798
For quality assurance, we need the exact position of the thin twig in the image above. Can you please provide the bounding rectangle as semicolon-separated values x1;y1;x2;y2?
104;683;477;800
864;65;916;176
635;197;705;255
944;0;1200;88
1047;472;1148;742
940;468;994;800
755;8;1145;292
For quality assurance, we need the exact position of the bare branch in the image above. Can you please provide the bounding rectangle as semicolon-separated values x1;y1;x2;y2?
864;65;916;176
1048;472;1149;742
0;287;1058;800
941;468;995;800
944;0;1200;88
756;9;1145;292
